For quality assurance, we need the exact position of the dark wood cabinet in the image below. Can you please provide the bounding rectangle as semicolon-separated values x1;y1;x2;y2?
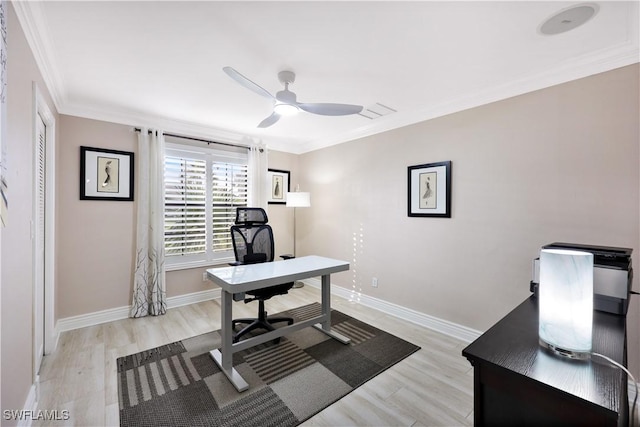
462;296;628;427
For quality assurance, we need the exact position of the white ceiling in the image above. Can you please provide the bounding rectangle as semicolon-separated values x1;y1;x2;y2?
14;1;639;154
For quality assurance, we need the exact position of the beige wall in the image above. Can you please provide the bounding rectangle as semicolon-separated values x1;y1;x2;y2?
57;118;207;311
56;116;137;318
298;64;640;374
267;149;300;258
56;118;300;313
1;2;59;419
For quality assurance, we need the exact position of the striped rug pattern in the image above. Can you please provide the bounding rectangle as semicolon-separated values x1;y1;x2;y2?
243;339;315;384
117;303;420;427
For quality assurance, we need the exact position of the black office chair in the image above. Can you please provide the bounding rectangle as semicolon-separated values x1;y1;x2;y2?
229;207;294;343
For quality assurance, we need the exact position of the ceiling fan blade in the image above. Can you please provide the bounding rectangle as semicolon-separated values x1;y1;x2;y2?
223;66;275;101
297;102;363;116
257;112;281;128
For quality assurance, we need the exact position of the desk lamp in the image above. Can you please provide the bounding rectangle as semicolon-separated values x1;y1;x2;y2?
286;189;310;288
538;248;594;359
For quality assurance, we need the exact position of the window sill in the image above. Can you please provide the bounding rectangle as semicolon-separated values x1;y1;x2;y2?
165;257;235;272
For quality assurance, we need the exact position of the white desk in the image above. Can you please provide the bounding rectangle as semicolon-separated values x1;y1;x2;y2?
206;255;350;392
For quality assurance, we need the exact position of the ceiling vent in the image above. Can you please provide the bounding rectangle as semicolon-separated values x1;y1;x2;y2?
358;103;397;119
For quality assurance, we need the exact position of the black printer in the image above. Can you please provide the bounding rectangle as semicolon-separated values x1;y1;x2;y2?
530;242;633;315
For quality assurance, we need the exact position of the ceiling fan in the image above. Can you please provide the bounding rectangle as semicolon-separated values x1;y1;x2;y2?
223;66;364;128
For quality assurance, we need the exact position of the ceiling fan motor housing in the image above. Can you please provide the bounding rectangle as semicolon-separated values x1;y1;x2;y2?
276;89;297;104
278;70;296;85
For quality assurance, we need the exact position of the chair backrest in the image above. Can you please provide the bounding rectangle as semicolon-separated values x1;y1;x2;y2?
235;207;268;225
231;207;274;264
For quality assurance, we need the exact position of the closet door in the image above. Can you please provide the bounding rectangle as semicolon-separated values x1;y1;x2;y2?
34;112;46;373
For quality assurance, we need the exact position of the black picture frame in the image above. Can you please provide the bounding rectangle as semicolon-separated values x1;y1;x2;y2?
407;161;451;217
267;168;290;205
80;146;134;201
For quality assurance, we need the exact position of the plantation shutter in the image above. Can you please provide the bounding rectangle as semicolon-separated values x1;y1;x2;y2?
212;161;248;252
163;141;249;269
164;155;207;256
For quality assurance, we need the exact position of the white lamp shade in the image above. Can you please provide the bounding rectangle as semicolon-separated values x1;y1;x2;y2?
286;192;311;207
538;249;593;358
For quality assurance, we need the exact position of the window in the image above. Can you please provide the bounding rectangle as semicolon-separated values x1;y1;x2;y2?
164;141;248;269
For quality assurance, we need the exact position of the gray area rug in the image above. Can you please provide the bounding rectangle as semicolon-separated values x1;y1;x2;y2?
117;303;420;426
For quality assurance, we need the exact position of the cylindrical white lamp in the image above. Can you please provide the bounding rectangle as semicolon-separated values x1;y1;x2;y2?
538;249;594;359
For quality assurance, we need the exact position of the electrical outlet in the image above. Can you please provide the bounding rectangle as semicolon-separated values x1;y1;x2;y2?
372;277;378;288
202;272;208;282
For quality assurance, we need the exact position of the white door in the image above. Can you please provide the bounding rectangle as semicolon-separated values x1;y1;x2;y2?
34;112;46;373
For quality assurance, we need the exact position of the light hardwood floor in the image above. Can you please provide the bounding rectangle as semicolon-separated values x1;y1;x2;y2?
35;285;474;426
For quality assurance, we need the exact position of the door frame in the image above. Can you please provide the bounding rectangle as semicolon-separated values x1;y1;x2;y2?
32;83;56;379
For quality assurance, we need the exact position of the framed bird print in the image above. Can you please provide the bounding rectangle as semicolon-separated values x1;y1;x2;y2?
80;146;134;201
408;161;451;217
267;168;290;205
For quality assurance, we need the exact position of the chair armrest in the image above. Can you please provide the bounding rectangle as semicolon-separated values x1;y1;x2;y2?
228;261;243;266
280;254;295;260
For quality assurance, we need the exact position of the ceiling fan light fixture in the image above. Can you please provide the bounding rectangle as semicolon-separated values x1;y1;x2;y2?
274;103;299;116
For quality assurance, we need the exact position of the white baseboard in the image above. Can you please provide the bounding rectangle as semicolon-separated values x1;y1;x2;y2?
302;278;482;343
54;288;221;335
41;280;640;421
54;280;480;344
167;288;221;310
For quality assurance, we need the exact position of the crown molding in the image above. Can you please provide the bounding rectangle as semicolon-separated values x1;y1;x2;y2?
296;2;639;154
297;40;639;154
12;1;67;112
59;100;282;149
14;1;639;155
63;36;638;156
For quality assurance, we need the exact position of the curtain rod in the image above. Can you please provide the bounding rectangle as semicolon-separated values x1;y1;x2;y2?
133;128;252;151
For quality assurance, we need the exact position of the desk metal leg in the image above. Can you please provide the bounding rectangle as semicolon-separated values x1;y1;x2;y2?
210;290;249;392
313;273;351;344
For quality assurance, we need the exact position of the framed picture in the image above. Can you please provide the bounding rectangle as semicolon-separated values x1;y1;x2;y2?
408;161;451;217
80;146;134;201
267;168;290;204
